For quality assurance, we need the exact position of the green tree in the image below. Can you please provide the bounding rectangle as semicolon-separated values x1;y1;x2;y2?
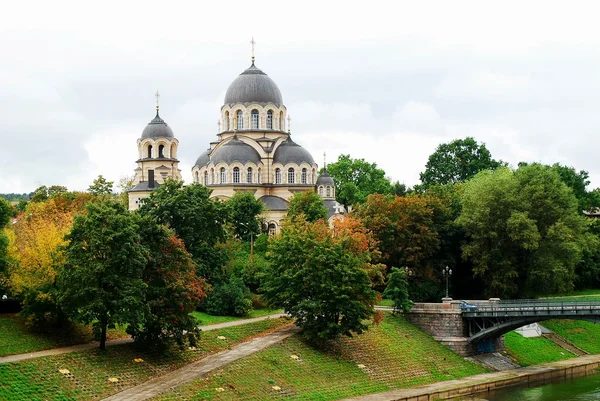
88;175;114;196
419;137;504;189
457;165;593;298
262;216;379;341
287;191;328;222
30;185;68;203
116;175;135;208
58;201;147;350
205;276;252;317
0;198;11;228
225;191;263;241
325;154;394;208
138;180;227;283
0;198;11;296
383;267;413;313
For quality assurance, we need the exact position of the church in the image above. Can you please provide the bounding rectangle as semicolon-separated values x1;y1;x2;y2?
128;48;344;233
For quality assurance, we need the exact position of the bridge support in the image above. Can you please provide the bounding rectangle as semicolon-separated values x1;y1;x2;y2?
406;300;504;357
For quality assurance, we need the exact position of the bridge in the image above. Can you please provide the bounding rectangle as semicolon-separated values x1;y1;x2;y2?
406;299;600;356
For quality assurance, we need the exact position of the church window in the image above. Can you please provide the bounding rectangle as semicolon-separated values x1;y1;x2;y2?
288;168;295;184
158;144;165;158
266;110;273;129
220;167;226;184
268;223;277;235
301;168;307;184
225;111;230;130
204;171;208;185
147;145;153;158
236;110;243;130
247;167;252;183
233;167;240;183
251;109;259;129
319;186;323;196
326;186;331;197
275;168;281;184
195;171;199;183
280;111;284;130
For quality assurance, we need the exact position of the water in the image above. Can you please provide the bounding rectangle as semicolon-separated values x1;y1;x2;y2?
457;374;600;401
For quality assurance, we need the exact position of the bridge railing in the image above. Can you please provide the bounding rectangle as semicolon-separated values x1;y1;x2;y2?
459;299;600;314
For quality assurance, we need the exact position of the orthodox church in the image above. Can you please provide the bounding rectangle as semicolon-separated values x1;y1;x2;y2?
128;48;344;232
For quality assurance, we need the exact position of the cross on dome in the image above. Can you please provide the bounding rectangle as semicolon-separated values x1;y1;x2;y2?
155;90;160;111
250;37;256;63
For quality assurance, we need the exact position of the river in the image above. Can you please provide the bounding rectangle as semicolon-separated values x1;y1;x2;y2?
456;373;600;400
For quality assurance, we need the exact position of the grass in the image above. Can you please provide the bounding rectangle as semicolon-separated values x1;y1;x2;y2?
152;313;488;401
0;314;128;357
543;319;600;354
377;299;394;307
191;308;282;326
504;331;575;366
0;317;290;401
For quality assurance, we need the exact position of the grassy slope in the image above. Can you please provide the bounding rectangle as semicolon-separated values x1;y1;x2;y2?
0;314;128;357
504;331;575;366
0;318;290;401
153;313;488;401
542;320;600;354
191;308;282;326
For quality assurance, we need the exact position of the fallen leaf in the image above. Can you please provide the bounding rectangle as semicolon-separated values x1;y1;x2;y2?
272;385;281;391
58;369;70;375
108;377;119;383
215;387;225;392
217;336;227;340
133;358;144;363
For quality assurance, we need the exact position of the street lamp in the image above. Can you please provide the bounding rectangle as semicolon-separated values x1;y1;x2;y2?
238;222;254;262
442;266;452;298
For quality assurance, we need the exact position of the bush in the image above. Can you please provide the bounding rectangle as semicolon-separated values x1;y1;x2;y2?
205;277;252;317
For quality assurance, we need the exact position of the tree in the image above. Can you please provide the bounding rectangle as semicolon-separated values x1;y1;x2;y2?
30;185;68;203
0;198;11;227
58;201;147;350
457;165;593;298
419;137;504;189
287;191;328;222
138;180;227;283
325;154;394;208
262;216;380;341
383;268;413;314
205;276;252;317
225;191;263;241
0;198;11;296
88;175;114;196
116;175;135;208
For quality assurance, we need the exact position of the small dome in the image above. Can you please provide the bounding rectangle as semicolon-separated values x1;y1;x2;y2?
141;111;174;139
316;170;335;186
273;137;315;165
194;149;210;167
224;63;283;106
211;137;261;165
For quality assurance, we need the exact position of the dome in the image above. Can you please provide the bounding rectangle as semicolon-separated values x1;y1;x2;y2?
273;137;315;165
194;149;210;167
224;63;283;106
141;111;174;139
316;170;335;186
211;137;261;165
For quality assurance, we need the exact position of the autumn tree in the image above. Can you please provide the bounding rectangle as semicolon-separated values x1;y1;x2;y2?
58;201;147;350
88;175;114;196
0;198;11;295
419;137;504;189
287;191;328;222
225;191;263;241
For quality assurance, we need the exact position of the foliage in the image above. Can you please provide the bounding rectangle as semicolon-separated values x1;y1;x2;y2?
262;215;380;341
382;268;413;313
419;137;504;189
0;198;10;295
225;191;263;241
138;180;228;283
0;193;30;202
204;276;252;317
221;237;270;293
30;185;68;203
457;165;594;298
286;190;328;222
88;174;114;196
0;198;11;227
325;154;395;207
116;174;135;208
58;201;147;349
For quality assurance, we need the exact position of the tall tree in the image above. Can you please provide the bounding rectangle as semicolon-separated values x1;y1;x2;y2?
325;154;394;208
225;191;263;241
58;201;147;349
419;137;504;188
0;198;11;296
287;191;328;222
88;175;114;196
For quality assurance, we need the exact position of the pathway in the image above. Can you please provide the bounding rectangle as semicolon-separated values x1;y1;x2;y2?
0;313;286;364
102;326;299;401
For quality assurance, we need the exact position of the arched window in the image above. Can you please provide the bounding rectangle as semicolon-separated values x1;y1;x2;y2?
288;168;295;184
268;223;277;236
319;186;323;196
258;168;261;184
233;167;240;183
225;111;230;130
204;171;208;185
147;145;153;158
275;168;281;184
220;167;226;184
251;109;259;129
280;111;284;130
266;110;273;129
158;144;165;158
301;168;307;184
326;186;331;197
195;171;199;183
247;167;252;183
236;110;243;130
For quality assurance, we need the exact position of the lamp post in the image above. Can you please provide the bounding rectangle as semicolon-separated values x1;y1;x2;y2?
442;266;452;299
238;222;254;262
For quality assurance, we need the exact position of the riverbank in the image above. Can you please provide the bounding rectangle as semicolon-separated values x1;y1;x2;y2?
340;353;600;401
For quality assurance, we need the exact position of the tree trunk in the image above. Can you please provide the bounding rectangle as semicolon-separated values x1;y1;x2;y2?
99;319;107;351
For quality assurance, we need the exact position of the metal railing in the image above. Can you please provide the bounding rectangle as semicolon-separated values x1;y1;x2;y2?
459;299;600;314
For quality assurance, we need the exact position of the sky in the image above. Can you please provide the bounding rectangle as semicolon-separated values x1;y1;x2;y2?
3;0;600;193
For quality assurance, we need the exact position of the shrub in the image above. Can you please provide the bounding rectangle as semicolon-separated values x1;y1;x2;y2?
205;277;252;317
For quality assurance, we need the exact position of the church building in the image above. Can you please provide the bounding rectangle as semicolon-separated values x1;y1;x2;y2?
128;48;344;232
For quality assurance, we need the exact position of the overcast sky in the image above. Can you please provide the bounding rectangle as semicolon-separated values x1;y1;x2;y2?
3;0;600;193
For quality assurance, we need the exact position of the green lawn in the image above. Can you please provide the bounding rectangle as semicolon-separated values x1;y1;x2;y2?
504;331;575;366
377;299;394;307
0;317;290;401
152;313;488;401
543;319;600;354
191;308;282;326
0;314;128;357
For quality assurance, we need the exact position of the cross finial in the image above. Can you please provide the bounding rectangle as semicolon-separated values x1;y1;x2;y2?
287;115;291;133
155;90;160;111
250;37;256;64
324;151;327;169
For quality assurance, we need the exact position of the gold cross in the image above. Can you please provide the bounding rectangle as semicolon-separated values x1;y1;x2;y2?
155;90;160;110
250;37;256;63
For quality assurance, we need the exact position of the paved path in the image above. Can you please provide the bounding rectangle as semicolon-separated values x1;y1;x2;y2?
102;326;299;401
0;313;286;364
